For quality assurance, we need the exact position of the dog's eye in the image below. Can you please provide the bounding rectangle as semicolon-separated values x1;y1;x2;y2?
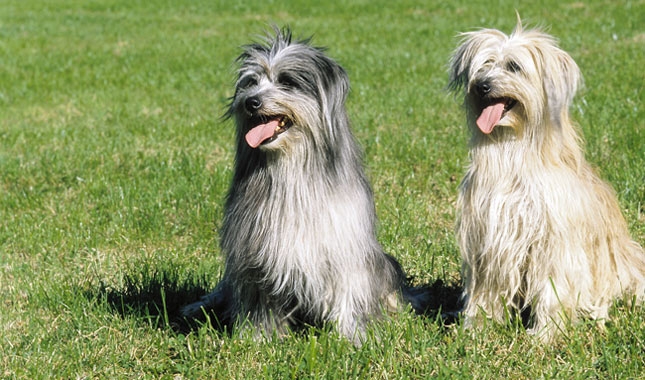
277;73;299;89
238;76;257;89
506;61;522;73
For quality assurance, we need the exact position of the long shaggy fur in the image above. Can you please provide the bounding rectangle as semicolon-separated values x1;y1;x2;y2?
182;28;425;344
449;20;645;339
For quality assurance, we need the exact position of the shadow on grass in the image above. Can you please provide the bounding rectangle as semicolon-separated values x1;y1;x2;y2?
88;269;230;335
88;268;464;336
414;280;535;328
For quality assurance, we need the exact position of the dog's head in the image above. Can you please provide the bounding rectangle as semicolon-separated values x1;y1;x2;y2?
226;27;349;154
449;19;581;136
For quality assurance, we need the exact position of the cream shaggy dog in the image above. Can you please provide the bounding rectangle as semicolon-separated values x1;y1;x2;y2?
449;20;645;339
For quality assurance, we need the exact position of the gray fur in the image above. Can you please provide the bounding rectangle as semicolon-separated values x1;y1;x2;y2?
182;28;424;344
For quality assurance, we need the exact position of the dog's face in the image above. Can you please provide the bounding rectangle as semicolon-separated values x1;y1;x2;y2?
227;28;349;153
449;22;581;136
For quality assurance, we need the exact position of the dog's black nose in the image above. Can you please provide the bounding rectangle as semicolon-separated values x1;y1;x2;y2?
475;82;491;97
245;96;262;112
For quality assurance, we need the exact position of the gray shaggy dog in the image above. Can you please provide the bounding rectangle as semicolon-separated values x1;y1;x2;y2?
182;28;426;344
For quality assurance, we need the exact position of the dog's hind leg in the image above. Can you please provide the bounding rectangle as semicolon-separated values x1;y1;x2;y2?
526;276;579;341
235;306;291;341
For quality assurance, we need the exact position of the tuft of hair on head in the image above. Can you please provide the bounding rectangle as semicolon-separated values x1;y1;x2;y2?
264;24;294;54
513;10;523;34
256;25;319;56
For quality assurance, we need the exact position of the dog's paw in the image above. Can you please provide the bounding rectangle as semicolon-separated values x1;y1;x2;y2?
180;301;206;318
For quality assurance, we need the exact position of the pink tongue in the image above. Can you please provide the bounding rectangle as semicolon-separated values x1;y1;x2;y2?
476;102;505;134
245;119;279;148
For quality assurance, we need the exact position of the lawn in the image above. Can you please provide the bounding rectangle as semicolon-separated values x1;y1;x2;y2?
1;0;643;378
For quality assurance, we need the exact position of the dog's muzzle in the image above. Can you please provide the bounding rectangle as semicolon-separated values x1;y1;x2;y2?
474;81;492;98
470;81;517;134
245;96;263;113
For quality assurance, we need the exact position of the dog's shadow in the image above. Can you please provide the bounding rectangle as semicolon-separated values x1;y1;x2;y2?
89;270;463;335
89;270;227;334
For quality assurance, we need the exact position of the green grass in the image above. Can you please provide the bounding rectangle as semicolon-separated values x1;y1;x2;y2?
1;0;643;378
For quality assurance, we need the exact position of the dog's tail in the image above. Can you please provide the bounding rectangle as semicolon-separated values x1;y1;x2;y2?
385;253;462;317
401;279;463;318
401;284;433;314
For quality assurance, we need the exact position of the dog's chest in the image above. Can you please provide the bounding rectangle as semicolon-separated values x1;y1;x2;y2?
225;180;371;269
461;154;592;247
222;179;374;305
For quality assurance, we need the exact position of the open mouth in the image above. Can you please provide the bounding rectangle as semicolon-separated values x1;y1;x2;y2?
475;97;517;134
245;115;293;148
501;98;517;114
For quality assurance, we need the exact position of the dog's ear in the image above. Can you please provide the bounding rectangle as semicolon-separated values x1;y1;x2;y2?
449;31;496;94
448;33;476;93
317;53;350;134
540;42;581;126
324;62;349;113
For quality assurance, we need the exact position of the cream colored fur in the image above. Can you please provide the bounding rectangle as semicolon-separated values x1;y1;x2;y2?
449;20;645;339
